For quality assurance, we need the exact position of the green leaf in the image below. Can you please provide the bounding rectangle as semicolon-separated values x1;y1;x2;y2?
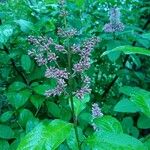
17;120;73;150
46;101;61;118
101;45;150;57
8;82;26;92
30;95;45;109
137;114;150;129
21;55;32;72
0;140;10;150
120;86;150;117
72;94;90;117
114;98;140;113
18;109;34;127
15;19;33;33
0;25;13;45
7;89;32;109
86;131;147;150
0;111;13;122
0;124;14;139
93;116;123;133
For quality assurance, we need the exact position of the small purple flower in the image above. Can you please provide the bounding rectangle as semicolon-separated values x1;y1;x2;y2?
74;86;91;99
45;79;67;97
45;67;69;79
35;54;47;66
103;7;124;33
47;53;58;62
55;44;66;52
71;44;81;53
92;103;103;119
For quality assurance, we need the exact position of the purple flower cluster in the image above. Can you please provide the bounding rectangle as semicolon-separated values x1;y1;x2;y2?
45;79;67;97
58;0;68;17
45;67;69;79
92;103;103;130
73;37;99;73
74;76;91;99
103;7;124;33
57;27;77;38
92;103;103;119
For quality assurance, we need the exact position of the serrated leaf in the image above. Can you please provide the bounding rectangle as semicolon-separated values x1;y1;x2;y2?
0;140;10;150
114;98;140;113
137;114;150;129
46;101;61;118
21;55;32;72
120;86;150;117
6;89;32;109
101;45;150;57
17;120;73;150
0;124;14;139
86;131;147;150
8;82;26;92
93;116;123;133
0;111;13;122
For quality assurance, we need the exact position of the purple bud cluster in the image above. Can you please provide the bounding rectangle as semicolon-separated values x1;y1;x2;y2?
73;37;99;73
45;67;69;79
45;79;67;97
58;0;68;17
91;103;103;130
74;76;91;99
92;103;103;119
103;7;124;33
57;27;77;38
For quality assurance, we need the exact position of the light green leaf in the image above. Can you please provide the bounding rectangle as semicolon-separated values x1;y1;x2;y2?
0;124;14;139
114;98;140;113
46;101;61;118
137;114;150;129
17;120;73;150
15;19;33;33
0;140;10;150
101;45;150;57
7;89;32;109
120;86;150;117
21;55;32;72
8;82;26;92
93;116;123;133
86;131;147;150
0;111;13;122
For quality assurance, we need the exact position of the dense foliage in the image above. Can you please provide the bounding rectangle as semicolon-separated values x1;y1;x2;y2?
0;0;150;150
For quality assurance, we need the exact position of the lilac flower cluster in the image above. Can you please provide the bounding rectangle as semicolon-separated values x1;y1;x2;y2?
28;35;69;97
58;0;68;17
92;103;103;130
45;67;69;79
103;7;124;33
57;27;77;38
73;37;99;73
92;103;103;119
45;79;67;97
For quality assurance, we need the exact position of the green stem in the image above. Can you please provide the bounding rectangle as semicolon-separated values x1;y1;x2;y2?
67;39;81;150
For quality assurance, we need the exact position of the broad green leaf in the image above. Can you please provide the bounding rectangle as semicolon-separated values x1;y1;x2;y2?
46;101;61;118
114;98;140;113
0;111;13;122
21;55;32;72
0;25;13;45
0;124;14;139
120;86;150;117
0;140;10;150
8;82;26;92
93;116;123;133
137;114;150;129
18;109;34;127
17;119;73;150
86;131;147;150
72;94;90;117
7;89;32;109
30;95;45;109
101;45;150;57
15;19;33;33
